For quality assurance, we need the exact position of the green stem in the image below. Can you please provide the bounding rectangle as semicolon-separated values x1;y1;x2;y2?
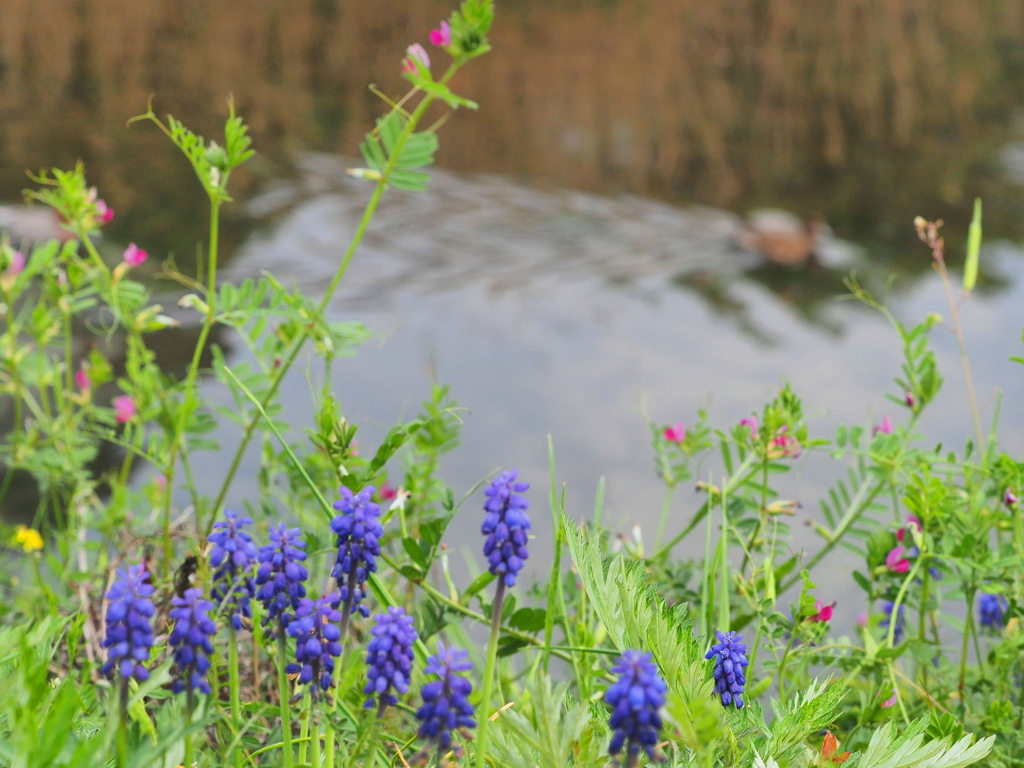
653;485;674;551
228;624;243;766
650;452;760;563
277;633;295;768
311;706;322;768
183;691;196;768
165;198;221;563
205;66;461;538
475;581;505;768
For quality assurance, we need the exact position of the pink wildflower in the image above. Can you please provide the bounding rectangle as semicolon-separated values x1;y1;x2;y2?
1004;489;1018;507
402;43;430;74
663;421;685;444
96;199;115;224
75;368;91;391
429;20;452;47
8;250;24;276
856;611;868;628
885;545;910;573
740;416;759;439
770;425;801;458
809;600;834;623
904;391;916;408
113;395;137;424
896;515;922;543
122;243;148;267
379;481;398;501
880;689;897;708
873;415;894;435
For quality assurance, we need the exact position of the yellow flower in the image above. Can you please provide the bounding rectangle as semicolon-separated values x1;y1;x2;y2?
13;525;43;552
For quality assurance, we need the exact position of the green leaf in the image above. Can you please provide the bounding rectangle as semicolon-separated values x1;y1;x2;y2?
963;198;982;292
508;607;547;633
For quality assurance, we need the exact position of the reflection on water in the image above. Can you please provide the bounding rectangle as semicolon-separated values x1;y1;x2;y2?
1;0;1024;262
3;1;1024;593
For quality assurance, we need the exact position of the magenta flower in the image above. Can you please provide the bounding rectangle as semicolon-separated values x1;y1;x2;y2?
662;421;685;444
7;251;24;276
885;545;910;573
75;368;92;391
1004;489;1018;507
808;600;833;623
896;515;922;543
402;44;431;74
904;391;916;408
856;611;868;628
880;689;897;708
873;415;894;435
740;416;759;439
114;395;137;424
429;20;452;47
379;482;398;501
123;243;148;267
769;426;801;458
96;199;115;224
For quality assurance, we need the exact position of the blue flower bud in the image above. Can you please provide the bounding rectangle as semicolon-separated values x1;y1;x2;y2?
100;563;155;682
605;650;667;760
482;470;530;587
364;606;418;711
208;510;258;630
169;587;217;695
255;524;309;631
331;485;383;617
705;630;749;708
415;643;476;751
285;594;343;700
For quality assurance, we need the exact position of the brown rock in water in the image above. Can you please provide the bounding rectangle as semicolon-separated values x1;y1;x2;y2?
737;209;824;265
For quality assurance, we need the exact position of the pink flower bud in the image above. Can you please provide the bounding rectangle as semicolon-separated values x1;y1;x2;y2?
96;199;115;224
662;421;685;444
885;545;910;573
872;415;894;435
123;243;148;267
402;43;431;74
429;20;452;47
1004;488;1018;507
379;481;398;501
7;250;24;276
880;689;897;708
740;415;758;439
904;391;916;408
75;368;92;391
114;395;137;424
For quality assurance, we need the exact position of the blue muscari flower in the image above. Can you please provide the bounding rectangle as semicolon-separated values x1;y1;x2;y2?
100;563;156;682
169;587;217;695
415;643;476;751
979;593;1008;630
208;510;258;630
364;606;418;711
331;485;383;617
482;469;531;587
255;524;309;630
880;600;907;644
705;630;749;708
286;594;343;700
606;649;667;761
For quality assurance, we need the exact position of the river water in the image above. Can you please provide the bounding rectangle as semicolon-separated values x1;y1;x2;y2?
3;1;1024;604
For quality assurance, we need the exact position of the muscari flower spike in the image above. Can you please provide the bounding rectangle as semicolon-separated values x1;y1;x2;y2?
286;594;343;700
415;643;476;752
255;524;309;630
364;606;418;712
169;587;217;695
705;630;749;708
331;485;383;617
606;649;667;761
208;509;259;630
482;470;531;587
880;600;906;644
979;593;1008;630
101;563;156;682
